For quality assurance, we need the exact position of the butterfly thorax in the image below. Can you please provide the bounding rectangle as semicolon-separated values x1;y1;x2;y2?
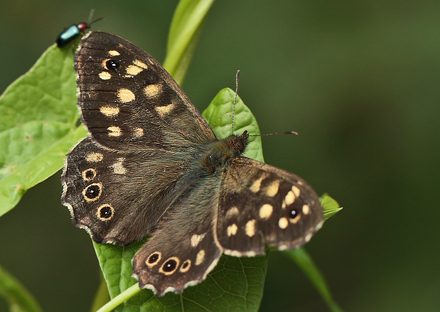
200;131;249;175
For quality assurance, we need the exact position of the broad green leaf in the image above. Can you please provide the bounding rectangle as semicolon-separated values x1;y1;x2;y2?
0;45;80;216
0;46;77;132
0;264;42;312
94;91;268;312
164;0;215;85
0;122;85;216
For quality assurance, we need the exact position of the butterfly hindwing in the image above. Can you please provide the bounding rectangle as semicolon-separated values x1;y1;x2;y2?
216;157;323;256
132;179;223;296
75;31;215;151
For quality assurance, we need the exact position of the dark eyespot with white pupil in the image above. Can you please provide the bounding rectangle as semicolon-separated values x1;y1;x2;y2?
99;205;113;219
289;208;298;219
106;59;119;70
148;253;160;264
163;259;177;272
85;184;101;199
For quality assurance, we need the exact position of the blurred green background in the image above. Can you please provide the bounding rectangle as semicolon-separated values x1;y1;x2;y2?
1;0;439;311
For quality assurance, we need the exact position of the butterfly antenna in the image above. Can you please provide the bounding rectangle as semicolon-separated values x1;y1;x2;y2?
231;70;240;135
261;131;298;136
249;131;298;137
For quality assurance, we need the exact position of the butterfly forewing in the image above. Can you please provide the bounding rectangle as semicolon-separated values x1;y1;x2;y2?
75;31;215;151
62;137;201;245
216;157;323;255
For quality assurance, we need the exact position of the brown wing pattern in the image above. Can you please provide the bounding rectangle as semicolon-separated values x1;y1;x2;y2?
216;157;324;256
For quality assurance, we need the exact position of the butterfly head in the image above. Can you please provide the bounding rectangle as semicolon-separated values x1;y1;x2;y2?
228;130;249;154
200;131;249;175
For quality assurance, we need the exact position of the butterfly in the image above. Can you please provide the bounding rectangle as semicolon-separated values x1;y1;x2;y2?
61;31;324;296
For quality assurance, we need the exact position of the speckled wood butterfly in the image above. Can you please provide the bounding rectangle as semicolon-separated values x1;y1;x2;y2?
61;31;324;296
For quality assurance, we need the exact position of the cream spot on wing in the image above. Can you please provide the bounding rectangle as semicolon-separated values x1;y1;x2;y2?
224;250;257;257
134;59;149;69
292;185;300;197
278;244;289;251
266;180;280;197
245;220;256;237
250;176;264;193
302;204;310;215
108;50;120;56
144;84;162;98
225;207;239;218
100;106;119;117
107;126;122;137
195;250;205;265
102;58;110;68
98;71;111;80
155;103;175;118
259;204;273;219
191;233;206;247
110;158;126;174
133;127;144;138
283;190;296;208
117;88;135;103
227;224;238;236
305;232;313;242
86;152;103;162
125;64;143;77
279;217;288;229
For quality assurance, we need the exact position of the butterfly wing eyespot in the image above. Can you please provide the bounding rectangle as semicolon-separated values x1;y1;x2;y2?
105;59;120;70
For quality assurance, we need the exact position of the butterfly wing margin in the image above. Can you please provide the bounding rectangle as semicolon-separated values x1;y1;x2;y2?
216;157;324;256
75;31;215;151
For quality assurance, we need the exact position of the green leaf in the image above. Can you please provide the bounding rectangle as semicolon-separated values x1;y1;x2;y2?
321;193;343;221
94;90;268;312
0;264;42;312
163;0;215;85
0;45;82;216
